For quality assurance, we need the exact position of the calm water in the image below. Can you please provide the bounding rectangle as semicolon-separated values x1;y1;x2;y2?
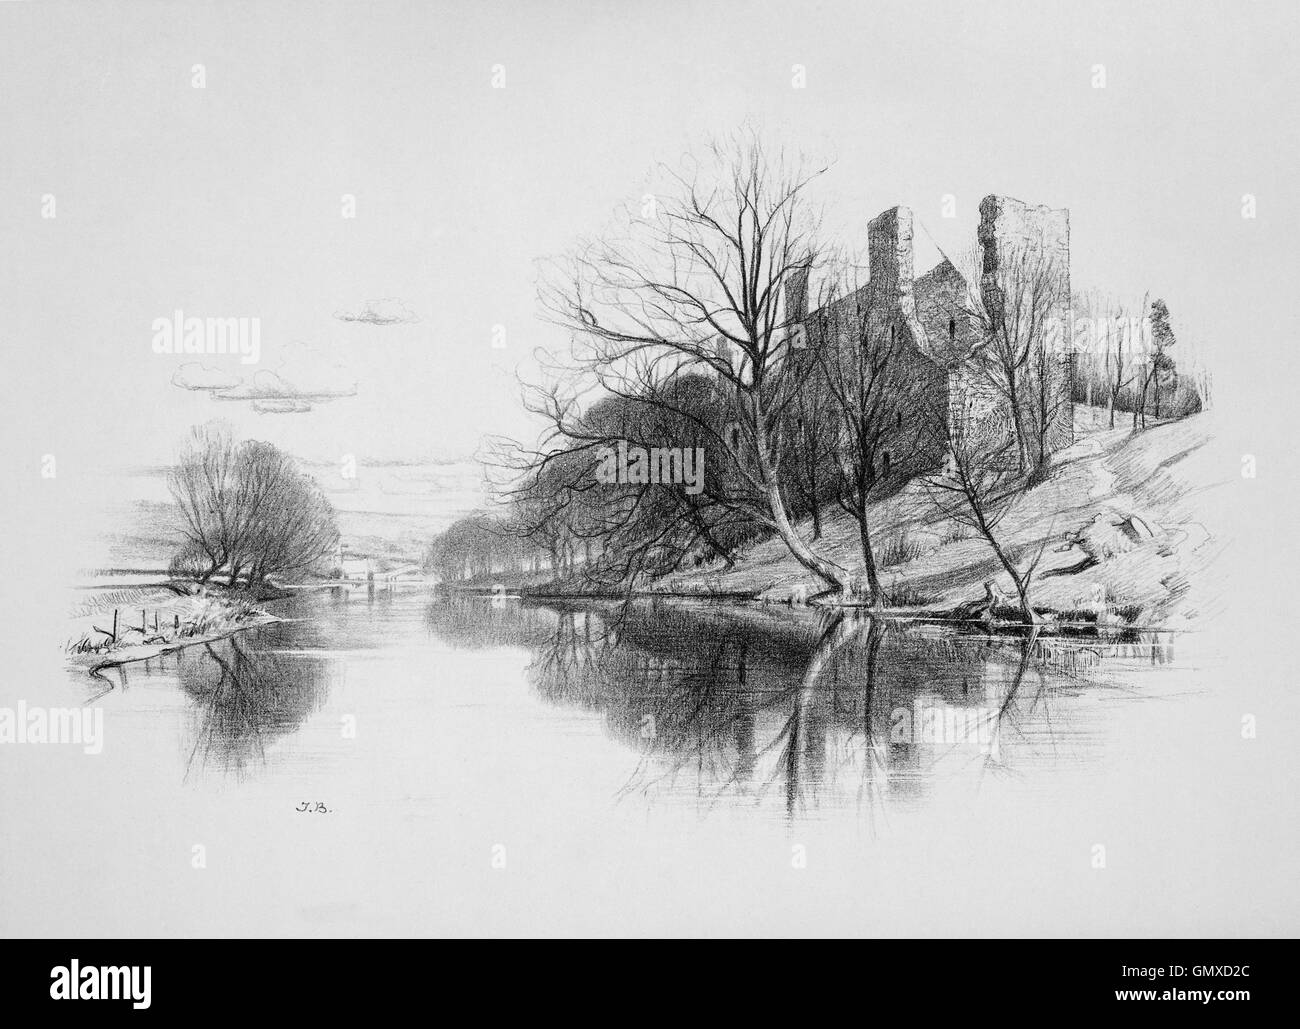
81;590;1174;803
6;587;1290;936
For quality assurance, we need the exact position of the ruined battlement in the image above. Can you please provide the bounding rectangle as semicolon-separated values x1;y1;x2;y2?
786;192;1074;467
867;205;916;295
977;194;1070;311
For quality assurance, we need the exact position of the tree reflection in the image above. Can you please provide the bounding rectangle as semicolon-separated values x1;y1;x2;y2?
176;625;331;779
466;596;1086;818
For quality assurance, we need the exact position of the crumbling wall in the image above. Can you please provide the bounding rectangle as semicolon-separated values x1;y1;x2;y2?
948;367;1008;448
784;265;810;324
863;207;949;475
914;258;978;367
866;206;929;353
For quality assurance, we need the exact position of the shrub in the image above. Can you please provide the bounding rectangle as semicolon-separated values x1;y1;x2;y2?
877;530;924;567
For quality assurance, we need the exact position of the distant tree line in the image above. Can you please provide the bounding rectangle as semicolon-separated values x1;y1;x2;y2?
423;512;547;583
1070;293;1204;427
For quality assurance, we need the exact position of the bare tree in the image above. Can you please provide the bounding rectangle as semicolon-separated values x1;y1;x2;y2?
1028;304;1073;472
1122;295;1154;432
1102;293;1145;430
788;361;833;542
501;378;756;590
225;440;290;586
808;260;932;605
963;241;1066;472
536;133;853;595
168;423;240;583
241;460;337;585
924;402;1045;625
167;422;338;588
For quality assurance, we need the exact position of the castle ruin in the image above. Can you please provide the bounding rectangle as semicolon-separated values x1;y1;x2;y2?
787;194;1074;482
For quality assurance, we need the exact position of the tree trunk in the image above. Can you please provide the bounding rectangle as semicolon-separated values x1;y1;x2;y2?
198;546;224;584
1034;413;1050;477
988;538;1037;625
1140;368;1156;428
1007;378;1031;471
856;509;883;607
1011;573;1035;625
751;404;849;595
807;455;821;541
764;476;849;594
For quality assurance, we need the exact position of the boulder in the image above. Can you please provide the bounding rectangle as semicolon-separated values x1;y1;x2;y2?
1067;511;1160;562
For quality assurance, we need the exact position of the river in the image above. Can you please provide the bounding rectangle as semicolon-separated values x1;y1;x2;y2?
5;586;1289;936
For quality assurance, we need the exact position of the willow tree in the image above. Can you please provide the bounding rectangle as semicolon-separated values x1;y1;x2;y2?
168;422;338;587
538;133;852;595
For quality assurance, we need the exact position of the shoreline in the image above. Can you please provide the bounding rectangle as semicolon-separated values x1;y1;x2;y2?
65;580;297;680
69;614;284;679
438;585;1178;638
443;410;1220;634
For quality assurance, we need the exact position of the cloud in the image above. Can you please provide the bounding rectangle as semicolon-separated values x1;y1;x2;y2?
333;297;420;325
215;368;355;403
171;343;357;414
171;363;243;391
252;398;313;414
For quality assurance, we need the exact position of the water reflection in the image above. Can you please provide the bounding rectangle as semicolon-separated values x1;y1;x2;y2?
426;596;1156;818
175;624;332;779
80;590;1174;812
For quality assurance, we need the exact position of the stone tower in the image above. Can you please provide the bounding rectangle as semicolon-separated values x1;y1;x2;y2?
977;195;1073;450
865;206;929;354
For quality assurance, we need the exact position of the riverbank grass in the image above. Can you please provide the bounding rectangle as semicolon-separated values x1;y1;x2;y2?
66;584;278;672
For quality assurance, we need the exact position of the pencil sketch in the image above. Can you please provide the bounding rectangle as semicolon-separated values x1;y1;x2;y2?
3;0;1290;939
62;133;1219;811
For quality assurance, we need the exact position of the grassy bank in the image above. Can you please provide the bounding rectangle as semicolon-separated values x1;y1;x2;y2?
651;407;1224;628
439;408;1223;630
66;582;282;674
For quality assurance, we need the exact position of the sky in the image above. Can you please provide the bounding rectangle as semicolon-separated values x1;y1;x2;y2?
2;0;1297;564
